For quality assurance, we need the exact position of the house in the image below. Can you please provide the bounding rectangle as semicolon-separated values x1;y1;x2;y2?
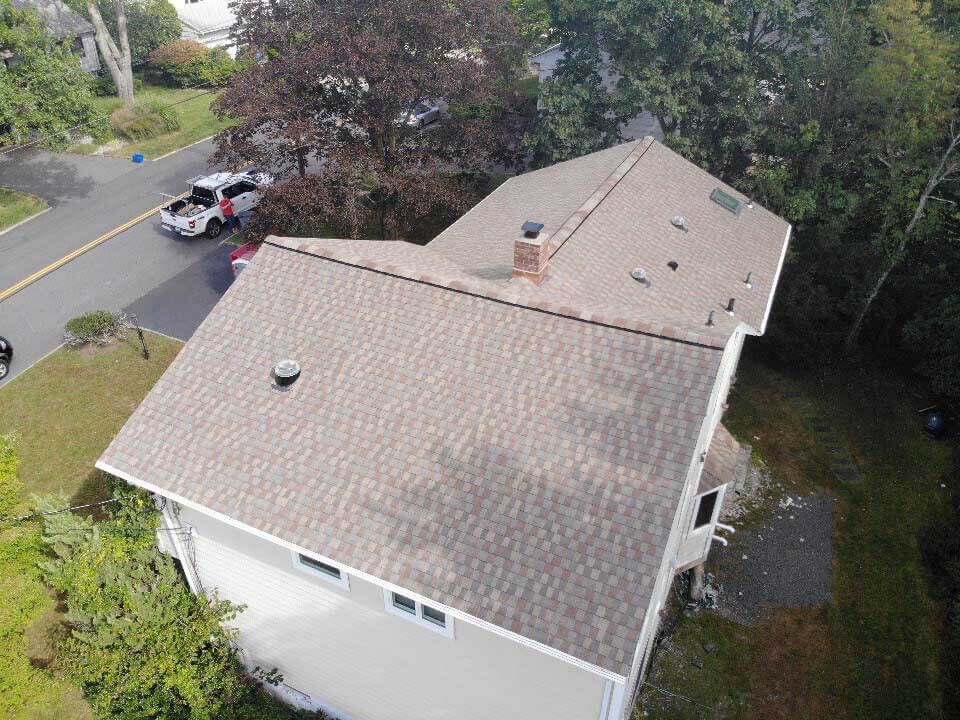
97;137;790;720
529;43;659;141
8;0;100;72
175;0;235;55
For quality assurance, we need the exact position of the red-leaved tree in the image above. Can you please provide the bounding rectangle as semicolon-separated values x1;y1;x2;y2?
212;0;522;240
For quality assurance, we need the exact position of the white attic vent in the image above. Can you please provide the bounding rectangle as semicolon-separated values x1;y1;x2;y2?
671;215;688;231
630;267;649;285
272;359;301;387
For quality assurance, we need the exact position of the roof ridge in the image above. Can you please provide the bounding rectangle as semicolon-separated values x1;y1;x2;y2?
548;136;655;260
264;237;728;349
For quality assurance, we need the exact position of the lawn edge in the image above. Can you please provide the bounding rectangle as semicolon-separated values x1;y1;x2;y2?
0;203;50;237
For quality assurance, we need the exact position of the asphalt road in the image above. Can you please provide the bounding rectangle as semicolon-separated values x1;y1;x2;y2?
0;141;234;386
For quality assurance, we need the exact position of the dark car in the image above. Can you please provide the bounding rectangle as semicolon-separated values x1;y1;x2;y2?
0;336;11;380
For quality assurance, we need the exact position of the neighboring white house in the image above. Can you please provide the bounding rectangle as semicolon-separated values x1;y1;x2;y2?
175;0;235;55
98;137;790;720
529;43;660;141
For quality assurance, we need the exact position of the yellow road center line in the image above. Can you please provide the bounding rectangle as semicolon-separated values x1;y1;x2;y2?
0;192;187;304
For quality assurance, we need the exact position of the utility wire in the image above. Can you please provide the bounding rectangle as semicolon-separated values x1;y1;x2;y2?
0;496;123;524
641;680;715;711
0;83;222;159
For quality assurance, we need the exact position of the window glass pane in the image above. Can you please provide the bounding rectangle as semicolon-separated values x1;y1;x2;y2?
392;592;416;614
298;554;341;579
694;491;718;528
421;604;446;627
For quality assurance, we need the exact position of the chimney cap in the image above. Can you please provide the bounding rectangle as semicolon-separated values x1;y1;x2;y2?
521;221;545;238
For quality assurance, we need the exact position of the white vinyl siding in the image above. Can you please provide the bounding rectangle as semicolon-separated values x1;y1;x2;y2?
177;505;608;720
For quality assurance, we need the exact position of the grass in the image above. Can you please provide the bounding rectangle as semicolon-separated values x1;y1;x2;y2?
0;333;181;720
71;84;234;160
0;333;182;503
638;355;954;720
0;188;47;233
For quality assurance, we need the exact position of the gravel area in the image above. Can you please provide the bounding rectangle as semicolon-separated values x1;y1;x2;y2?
709;493;835;625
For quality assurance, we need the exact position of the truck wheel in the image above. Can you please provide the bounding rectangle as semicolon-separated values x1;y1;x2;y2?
206;219;222;238
0;358;8;380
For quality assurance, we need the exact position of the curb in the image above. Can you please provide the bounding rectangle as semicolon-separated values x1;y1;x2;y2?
0;204;51;238
152;135;217;162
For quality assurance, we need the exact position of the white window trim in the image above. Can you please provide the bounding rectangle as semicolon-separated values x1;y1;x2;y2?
382;588;455;638
291;550;350;591
690;487;724;533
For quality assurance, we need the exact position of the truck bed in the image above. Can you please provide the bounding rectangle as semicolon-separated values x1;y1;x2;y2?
164;196;215;218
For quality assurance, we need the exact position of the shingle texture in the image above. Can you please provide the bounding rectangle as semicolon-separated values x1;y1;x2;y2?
99;138;790;678
12;0;93;37
100;241;722;676
431;138;790;339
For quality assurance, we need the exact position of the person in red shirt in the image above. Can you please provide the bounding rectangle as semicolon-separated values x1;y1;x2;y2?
219;194;240;232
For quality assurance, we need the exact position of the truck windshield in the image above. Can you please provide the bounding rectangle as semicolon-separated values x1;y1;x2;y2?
191;186;217;205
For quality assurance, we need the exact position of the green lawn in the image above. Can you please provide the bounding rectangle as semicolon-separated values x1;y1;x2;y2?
0;188;46;233
0;334;181;720
72;84;234;160
638;357;954;720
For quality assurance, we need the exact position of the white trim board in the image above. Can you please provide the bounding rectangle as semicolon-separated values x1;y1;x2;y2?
759;223;792;335
96;459;628;684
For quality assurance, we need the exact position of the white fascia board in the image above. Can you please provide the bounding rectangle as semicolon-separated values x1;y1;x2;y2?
96;459;627;684
758;223;793;335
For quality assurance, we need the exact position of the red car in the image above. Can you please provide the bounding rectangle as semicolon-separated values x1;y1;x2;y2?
230;242;260;277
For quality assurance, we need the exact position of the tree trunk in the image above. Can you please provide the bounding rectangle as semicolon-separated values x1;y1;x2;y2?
87;0;134;107
842;251;899;353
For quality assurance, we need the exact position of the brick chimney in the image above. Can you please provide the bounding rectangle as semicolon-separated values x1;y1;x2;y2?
513;221;550;285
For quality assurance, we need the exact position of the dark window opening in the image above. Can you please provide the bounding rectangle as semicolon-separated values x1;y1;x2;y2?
694;491;718;528
298;554;341;579
392;592;417;614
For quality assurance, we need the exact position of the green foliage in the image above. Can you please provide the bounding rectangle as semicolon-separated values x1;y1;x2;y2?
0;0;108;149
523;52;620;166
903;294;960;397
99;0;182;67
508;0;552;47
111;99;181;140
92;74;145;97
0;433;22;517
63;311;128;347
38;493;320;720
148;40;239;88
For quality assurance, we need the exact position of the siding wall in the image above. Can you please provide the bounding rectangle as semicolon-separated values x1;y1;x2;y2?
175;505;609;720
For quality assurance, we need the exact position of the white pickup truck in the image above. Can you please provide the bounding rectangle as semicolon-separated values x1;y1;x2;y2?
159;171;272;238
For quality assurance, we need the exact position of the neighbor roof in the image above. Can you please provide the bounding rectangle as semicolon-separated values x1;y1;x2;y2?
11;0;93;38
431;137;791;339
99;238;722;677
176;0;234;35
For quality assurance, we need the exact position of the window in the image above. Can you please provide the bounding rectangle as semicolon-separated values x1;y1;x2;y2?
693;490;719;529
236;181;257;194
710;188;742;215
291;551;349;590
384;590;454;637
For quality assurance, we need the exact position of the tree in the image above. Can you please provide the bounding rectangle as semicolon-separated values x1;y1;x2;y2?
215;0;522;240
597;0;804;178
842;0;960;350
524;49;621;167
97;0;181;67
0;0;107;148
87;0;135;106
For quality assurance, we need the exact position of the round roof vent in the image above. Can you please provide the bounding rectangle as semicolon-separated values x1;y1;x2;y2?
630;267;649;285
671;215;688;231
272;359;301;387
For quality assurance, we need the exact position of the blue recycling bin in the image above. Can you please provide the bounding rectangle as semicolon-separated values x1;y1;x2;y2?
131;152;144;163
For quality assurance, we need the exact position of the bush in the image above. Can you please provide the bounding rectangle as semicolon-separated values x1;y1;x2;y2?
63;311;128;347
148;39;238;88
110;100;181;140
37;493;322;720
91;73;144;97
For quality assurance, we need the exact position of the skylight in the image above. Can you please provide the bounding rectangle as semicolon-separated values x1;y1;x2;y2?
710;188;742;215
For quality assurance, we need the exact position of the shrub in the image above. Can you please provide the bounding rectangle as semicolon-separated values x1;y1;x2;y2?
148;39;238;88
91;73;144;97
0;433;21;516
63;310;128;347
111;99;181;141
37;494;322;720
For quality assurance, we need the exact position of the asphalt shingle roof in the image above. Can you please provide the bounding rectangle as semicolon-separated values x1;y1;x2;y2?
99;138;789;677
431;137;790;339
100;240;722;676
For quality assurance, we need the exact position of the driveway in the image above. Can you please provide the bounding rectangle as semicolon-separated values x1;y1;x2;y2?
0;141;236;386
